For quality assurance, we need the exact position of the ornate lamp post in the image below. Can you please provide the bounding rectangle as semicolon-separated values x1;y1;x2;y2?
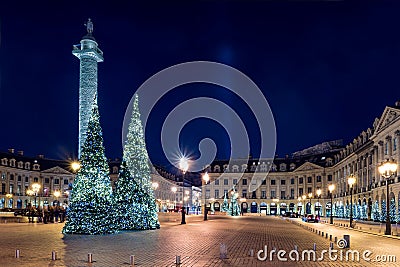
347;174;356;228
316;189;322;218
297;197;302;216
32;183;41;208
307;193;312;215
171;186;177;212
302;195;306;216
202;172;210;221
378;159;398;235
328;184;335;224
179;157;189;225
26;189;34;207
53;190;61;206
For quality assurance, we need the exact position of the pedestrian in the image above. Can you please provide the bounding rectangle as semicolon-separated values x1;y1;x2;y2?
54;206;60;223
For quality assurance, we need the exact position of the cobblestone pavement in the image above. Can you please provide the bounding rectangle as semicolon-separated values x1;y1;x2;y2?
0;215;399;267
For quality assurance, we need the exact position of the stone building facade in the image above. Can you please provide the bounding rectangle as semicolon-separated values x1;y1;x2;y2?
204;102;400;222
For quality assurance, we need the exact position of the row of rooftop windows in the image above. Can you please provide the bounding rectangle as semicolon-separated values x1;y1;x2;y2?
211;175;332;186
1;158;40;170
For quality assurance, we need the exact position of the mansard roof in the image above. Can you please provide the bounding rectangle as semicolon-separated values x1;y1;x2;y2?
209;150;337;173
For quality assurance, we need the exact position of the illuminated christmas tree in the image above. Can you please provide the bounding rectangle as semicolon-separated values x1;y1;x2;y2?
114;161;143;230
63;102;117;235
227;189;241;216
380;201;387;222
372;201;380;221
221;192;229;212
390;198;396;223
123;94;160;229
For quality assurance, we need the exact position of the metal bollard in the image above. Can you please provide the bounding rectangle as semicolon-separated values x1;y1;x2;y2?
130;255;134;266
15;249;20;258
313;243;316;251
330;242;334;249
51;251;57;261
330;234;332;241
294;245;298;251
322;231;324;236
334;236;337;243
249;249;254;257
325;233;328;238
220;243;227;259
176;255;181;265
88;253;93;263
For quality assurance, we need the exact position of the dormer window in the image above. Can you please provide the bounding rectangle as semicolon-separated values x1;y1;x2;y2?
25;162;30;170
279;163;287;171
213;165;221;172
33;164;40;171
1;158;7;165
241;164;248;172
10;159;16;167
290;163;296;170
223;164;229;172
271;164;277;172
232;165;239;172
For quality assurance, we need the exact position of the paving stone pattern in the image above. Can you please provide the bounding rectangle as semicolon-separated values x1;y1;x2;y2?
0;215;399;266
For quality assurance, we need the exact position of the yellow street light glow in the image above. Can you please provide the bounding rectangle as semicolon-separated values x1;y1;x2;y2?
26;189;34;196
71;161;81;172
54;190;61;198
302;195;306;200
347;175;356;187
171;186;177;193
328;184;335;193
316;189;322;197
378;159;398;178
32;183;41;193
202;172;210;183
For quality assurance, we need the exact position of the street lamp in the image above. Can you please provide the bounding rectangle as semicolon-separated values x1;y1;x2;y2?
316;189;322;218
328;184;335;224
171;186;177;212
378;159;398;235
179;157;189;225
26;189;34;207
307;193;312;215
32;183;41;208
302;195;306;216
202;172;210;221
347;174;356;228
297;197;302;216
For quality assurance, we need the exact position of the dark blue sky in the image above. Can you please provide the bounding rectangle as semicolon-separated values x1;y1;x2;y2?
1;2;400;166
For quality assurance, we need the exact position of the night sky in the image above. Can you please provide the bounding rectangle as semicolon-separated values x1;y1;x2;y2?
1;2;400;168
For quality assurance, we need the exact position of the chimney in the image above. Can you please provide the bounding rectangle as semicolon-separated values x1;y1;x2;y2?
17;151;24;156
37;154;45;159
8;148;14;154
395;101;400;107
